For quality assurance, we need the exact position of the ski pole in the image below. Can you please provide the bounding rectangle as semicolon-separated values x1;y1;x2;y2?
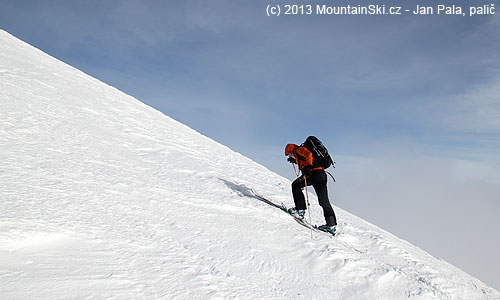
292;163;299;178
303;174;310;208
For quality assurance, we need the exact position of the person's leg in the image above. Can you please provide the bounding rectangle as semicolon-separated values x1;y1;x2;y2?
311;172;337;226
291;176;307;210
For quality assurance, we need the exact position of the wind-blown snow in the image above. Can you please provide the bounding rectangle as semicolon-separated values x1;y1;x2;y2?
1;29;499;300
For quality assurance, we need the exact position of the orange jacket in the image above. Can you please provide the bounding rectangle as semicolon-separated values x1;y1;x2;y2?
285;144;323;172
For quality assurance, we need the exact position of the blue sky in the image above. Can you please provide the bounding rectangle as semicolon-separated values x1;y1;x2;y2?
3;0;498;159
2;0;500;290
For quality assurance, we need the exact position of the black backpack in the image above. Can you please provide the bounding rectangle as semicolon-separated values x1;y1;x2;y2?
302;136;333;169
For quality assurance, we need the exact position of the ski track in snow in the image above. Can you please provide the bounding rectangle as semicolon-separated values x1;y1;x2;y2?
1;30;500;300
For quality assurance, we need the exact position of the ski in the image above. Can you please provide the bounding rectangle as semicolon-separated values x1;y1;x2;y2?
251;189;334;237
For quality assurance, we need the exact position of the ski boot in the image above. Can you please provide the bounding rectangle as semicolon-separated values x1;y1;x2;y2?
317;224;337;235
287;207;306;219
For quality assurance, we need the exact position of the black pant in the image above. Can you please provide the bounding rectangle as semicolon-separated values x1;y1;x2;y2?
292;170;337;226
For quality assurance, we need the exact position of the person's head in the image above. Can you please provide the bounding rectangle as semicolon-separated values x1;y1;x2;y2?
284;144;297;156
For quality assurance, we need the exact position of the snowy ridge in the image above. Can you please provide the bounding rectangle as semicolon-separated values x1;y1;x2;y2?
1;30;499;300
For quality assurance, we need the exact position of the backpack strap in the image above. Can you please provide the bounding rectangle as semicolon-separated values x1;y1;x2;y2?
326;171;336;182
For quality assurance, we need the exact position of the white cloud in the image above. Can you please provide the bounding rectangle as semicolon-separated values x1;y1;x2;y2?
446;77;500;133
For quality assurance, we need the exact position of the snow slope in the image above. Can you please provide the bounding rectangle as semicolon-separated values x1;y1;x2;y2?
1;30;499;300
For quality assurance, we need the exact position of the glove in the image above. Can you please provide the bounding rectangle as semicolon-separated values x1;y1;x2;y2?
287;156;296;164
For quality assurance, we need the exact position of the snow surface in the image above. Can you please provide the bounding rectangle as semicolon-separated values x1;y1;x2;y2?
1;29;499;300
